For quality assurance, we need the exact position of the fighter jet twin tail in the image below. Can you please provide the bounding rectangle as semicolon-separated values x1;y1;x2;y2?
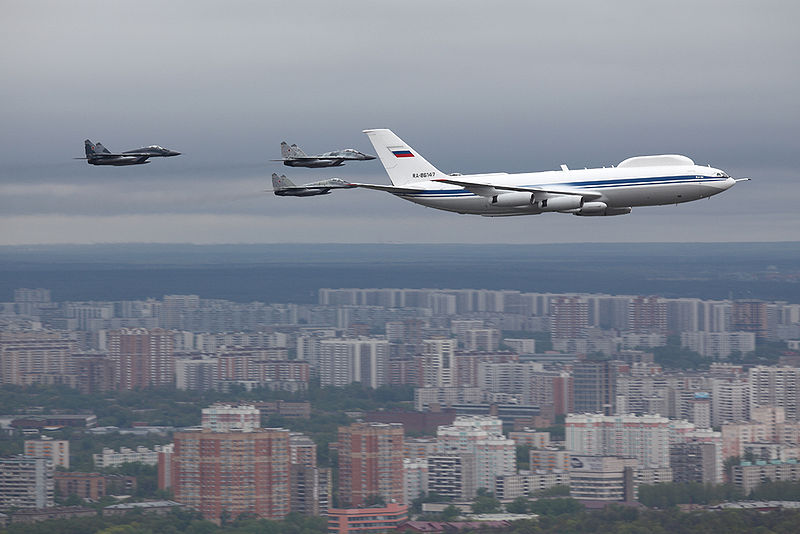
272;129;748;217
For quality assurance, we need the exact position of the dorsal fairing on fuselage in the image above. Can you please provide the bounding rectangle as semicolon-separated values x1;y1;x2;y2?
617;154;695;168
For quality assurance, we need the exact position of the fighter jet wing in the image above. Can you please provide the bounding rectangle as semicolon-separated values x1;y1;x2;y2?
86;152;150;158
433;177;602;200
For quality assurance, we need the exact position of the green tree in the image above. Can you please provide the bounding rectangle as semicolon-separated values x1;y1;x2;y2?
472;492;502;514
506;496;530;514
439;505;460;521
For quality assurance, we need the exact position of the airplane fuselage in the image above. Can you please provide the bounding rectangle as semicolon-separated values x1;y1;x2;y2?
391;164;735;216
87;156;150;166
274;188;332;196
283;159;345;168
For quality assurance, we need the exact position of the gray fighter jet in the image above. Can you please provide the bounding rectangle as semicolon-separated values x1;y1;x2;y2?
78;139;181;166
270;173;354;196
273;141;376;168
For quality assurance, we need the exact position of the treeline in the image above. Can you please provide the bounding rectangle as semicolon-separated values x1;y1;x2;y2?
638;482;744;508
5;506;800;534
501;506;800;534
0;509;327;534
0;381;414;428
638;481;800;508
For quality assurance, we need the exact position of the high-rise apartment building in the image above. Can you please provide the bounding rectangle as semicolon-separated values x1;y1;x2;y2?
681;331;756;359
0;331;76;386
628;296;667;334
551;296;589;339
572;359;616;415
107;328;174;390
72;353;114;394
289;433;324;516
417;338;457;387
336;422;404;507
319;338;389;389
711;377;750;426
13;288;51;316
670;441;720;484
175;355;217;391
749;366;800;421
24;437;70;469
566;413;672;469
0;457;53;509
436;416;515;497
732;300;769;339
161;294;200;330
172;428;290;523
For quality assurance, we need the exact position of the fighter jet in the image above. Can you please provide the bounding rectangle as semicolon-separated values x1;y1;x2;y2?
78;139;181;166
273;141;376;168
270;173;354;196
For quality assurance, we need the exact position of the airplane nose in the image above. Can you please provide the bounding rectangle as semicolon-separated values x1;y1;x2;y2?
170;151;181;156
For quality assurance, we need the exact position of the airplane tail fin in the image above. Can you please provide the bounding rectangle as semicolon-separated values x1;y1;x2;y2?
289;144;308;158
94;142;111;154
362;129;444;185
272;173;295;189
280;142;292;159
84;140;97;157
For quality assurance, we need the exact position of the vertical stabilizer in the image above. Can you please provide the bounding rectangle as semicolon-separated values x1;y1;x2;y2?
94;142;111;154
272;173;296;189
289;144;308;158
84;139;97;157
362;129;444;185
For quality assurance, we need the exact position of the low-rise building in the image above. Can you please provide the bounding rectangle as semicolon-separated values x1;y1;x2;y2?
568;455;637;502
731;460;800;493
327;503;408;534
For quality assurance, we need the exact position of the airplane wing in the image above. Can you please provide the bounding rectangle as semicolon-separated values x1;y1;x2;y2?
433;177;603;200
347;182;427;194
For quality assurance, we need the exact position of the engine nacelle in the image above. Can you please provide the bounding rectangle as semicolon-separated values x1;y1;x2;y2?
570;202;632;216
536;195;583;212
490;192;535;207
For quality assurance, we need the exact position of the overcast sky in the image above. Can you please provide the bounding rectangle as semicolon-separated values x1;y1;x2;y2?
1;1;798;245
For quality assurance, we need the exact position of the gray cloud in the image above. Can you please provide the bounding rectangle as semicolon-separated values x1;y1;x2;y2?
0;1;798;244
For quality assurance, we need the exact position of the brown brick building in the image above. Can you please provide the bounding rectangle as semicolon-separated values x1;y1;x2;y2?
336;422;404;508
172;428;290;524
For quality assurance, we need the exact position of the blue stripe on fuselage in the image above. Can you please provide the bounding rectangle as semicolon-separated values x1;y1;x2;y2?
396;174;726;197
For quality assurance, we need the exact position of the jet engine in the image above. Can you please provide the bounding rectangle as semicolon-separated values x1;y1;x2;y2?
570;201;632;216
536;195;583;212
490;192;535;207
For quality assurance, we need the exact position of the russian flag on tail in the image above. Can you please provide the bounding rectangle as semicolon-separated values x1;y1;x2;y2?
390;148;414;158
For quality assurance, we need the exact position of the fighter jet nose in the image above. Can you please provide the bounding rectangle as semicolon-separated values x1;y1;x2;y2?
170;151;181;156
365;154;377;160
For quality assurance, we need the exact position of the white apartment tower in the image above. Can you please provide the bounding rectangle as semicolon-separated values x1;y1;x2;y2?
749;366;800;421
436;416;515;496
319;337;389;389
419;338;457;387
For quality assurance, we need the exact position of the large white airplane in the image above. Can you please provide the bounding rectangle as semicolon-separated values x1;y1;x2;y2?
280;129;747;216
